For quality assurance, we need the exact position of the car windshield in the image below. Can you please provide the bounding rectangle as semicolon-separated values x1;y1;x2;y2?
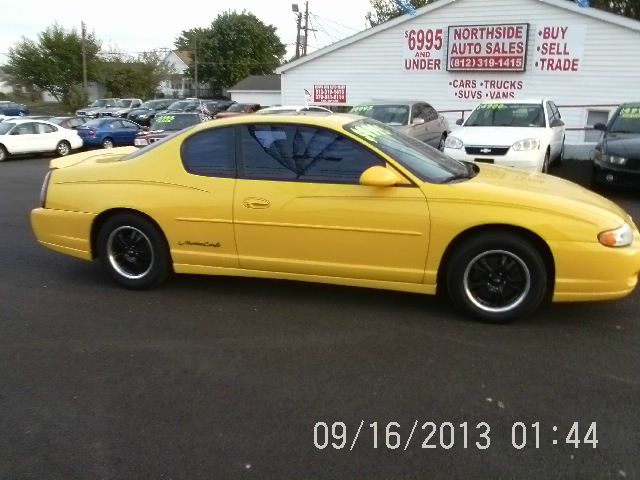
465;103;545;127
344;118;474;184
116;100;132;108
609;106;640;134
150;114;201;130
168;101;199;111
350;105;410;126
0;122;15;135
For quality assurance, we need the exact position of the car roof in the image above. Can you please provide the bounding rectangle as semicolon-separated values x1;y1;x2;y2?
361;100;425;105
478;98;547;104
621;102;640;108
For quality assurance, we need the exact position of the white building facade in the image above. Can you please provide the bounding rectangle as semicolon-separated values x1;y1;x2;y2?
277;0;640;154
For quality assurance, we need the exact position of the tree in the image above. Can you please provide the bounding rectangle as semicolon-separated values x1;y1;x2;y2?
5;24;101;107
97;50;174;98
366;0;639;26
175;11;286;96
366;0;430;27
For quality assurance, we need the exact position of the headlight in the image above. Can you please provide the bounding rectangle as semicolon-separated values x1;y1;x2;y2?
598;223;634;247
444;136;463;149
603;155;627;165
512;138;540;151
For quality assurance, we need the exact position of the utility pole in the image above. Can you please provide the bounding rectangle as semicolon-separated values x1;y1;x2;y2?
194;34;199;98
303;1;310;56
293;4;302;59
81;21;88;98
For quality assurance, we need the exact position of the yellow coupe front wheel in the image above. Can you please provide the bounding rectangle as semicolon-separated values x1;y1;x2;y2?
96;213;171;289
446;232;548;323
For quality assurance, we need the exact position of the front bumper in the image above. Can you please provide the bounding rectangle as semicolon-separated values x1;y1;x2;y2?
444;147;545;173
550;235;640;302
592;159;640;187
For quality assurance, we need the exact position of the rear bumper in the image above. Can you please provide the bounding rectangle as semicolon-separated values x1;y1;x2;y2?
550;238;640;302
31;208;95;261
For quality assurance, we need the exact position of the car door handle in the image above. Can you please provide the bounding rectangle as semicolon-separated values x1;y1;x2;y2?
242;197;271;209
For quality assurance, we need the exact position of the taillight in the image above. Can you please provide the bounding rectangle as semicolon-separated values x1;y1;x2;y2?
88;129;96;137
40;170;53;208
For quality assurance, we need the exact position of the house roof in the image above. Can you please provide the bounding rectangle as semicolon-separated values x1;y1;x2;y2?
227;74;281;92
173;50;192;66
277;0;640;73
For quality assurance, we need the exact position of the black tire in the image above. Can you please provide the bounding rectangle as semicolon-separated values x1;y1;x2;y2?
96;213;171;289
541;149;550;173
56;140;71;157
0;145;7;162
102;137;114;149
445;232;548;323
556;137;565;166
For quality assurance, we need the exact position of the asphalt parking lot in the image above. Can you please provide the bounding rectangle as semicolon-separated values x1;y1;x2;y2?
1;156;639;479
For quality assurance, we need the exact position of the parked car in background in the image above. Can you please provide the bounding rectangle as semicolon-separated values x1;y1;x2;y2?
98;98;143;118
48;116;88;130
350;101;449;150
127;99;177;126
592;102;640;187
0;101;30;116
444;99;565;173
166;99;209;115
0;118;82;161
76;98;120;118
255;105;332;115
134;113;209;147
204;100;235;117
215;103;261;119
75;118;141;148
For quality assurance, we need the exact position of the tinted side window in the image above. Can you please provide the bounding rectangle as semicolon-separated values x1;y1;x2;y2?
240;124;384;184
423;104;438;122
15;123;36;134
181;127;236;178
37;123;56;133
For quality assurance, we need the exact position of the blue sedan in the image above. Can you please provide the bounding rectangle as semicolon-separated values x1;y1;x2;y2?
76;118;141;148
0;101;30;116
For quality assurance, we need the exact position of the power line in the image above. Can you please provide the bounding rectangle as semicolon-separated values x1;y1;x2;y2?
310;13;362;32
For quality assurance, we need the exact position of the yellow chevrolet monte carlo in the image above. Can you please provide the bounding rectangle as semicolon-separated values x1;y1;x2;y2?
31;114;640;322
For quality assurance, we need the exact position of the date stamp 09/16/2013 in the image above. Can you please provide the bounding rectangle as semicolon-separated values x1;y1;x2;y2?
313;421;598;451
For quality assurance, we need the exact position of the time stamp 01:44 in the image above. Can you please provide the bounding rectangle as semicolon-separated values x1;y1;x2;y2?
313;421;598;451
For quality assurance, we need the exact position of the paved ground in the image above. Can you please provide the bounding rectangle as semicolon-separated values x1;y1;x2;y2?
1;156;638;479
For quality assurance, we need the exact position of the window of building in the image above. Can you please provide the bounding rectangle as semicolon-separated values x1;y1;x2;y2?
585;110;610;142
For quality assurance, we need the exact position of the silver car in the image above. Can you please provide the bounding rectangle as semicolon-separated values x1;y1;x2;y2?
350;101;449;149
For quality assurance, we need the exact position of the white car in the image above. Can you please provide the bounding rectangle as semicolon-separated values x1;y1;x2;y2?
255;105;332;115
0;119;83;161
444;98;565;173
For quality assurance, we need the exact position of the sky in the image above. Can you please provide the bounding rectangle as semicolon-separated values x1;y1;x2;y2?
0;0;373;64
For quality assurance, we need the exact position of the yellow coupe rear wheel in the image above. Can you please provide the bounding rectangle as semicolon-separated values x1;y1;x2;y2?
96;213;171;289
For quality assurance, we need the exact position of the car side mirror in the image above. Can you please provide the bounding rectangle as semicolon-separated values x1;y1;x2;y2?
593;123;607;131
412;118;425;126
551;118;565;127
456;118;464;126
359;166;398;187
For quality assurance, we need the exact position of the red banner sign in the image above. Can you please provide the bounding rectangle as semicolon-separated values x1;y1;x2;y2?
447;24;529;72
314;84;347;103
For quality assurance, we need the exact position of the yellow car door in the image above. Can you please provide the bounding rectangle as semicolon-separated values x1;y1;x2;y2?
233;122;430;283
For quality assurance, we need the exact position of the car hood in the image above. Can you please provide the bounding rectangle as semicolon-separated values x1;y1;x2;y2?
602;134;640;157
452;126;548;146
50;147;136;169
431;163;630;227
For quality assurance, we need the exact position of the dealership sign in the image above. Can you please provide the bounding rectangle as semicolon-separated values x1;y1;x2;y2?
533;25;587;72
402;27;445;71
446;24;529;72
314;84;346;103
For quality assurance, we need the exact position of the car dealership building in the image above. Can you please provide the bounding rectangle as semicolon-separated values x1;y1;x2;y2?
276;0;640;155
